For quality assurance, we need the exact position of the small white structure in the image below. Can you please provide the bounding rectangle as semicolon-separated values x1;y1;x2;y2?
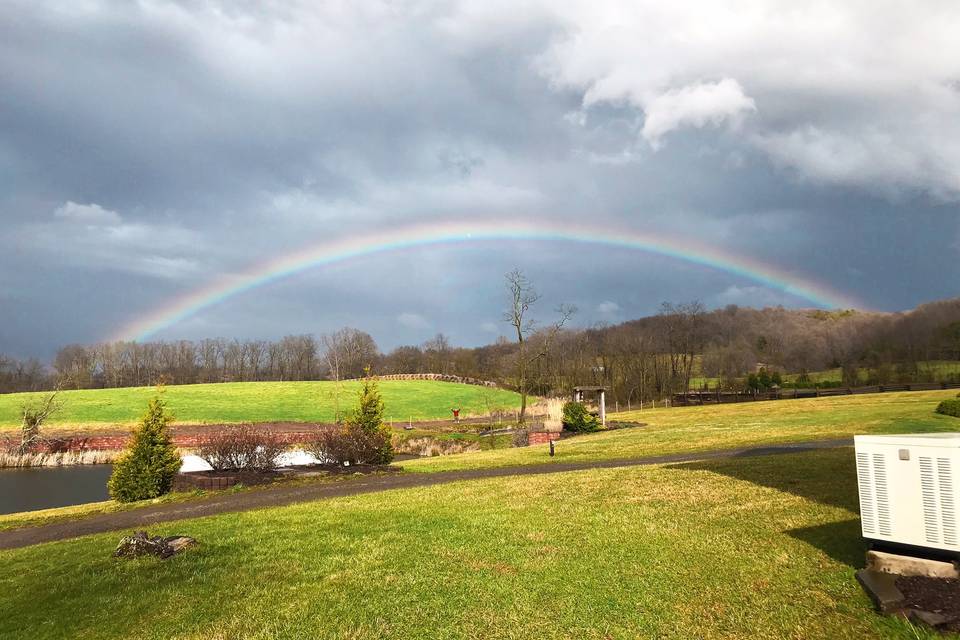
572;386;606;426
854;433;960;555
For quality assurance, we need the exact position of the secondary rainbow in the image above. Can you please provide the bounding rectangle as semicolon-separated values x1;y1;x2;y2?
114;219;864;342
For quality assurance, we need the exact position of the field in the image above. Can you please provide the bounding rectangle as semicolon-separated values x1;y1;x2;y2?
0;447;936;639
3;389;960;638
0;381;522;430
401;388;960;472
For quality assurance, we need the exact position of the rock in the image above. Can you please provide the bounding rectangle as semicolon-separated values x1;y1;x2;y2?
114;530;197;559
164;536;197;554
906;608;950;629
856;568;905;614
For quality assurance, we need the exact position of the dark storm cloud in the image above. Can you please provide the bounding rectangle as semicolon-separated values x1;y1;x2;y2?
2;1;959;358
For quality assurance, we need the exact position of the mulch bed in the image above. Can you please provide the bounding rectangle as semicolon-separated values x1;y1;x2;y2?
174;463;401;491
896;576;960;632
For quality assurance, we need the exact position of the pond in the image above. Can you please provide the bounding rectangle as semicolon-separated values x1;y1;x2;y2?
0;450;328;516
0;464;113;515
0;448;414;516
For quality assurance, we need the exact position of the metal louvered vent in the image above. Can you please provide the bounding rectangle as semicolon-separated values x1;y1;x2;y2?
855;435;960;551
856;452;876;535
939;457;958;546
873;453;892;536
920;456;940;544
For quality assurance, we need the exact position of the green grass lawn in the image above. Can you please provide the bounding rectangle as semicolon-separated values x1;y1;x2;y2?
0;381;522;430
0;447;934;639
400;389;960;472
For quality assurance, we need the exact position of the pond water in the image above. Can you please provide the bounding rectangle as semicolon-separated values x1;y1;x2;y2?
0;464;113;515
0;450;328;516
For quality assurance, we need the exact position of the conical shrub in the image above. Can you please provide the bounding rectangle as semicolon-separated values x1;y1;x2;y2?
108;393;181;502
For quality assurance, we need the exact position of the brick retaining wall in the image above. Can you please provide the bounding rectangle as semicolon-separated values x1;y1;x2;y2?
528;431;562;445
173;473;243;492
24;431;317;453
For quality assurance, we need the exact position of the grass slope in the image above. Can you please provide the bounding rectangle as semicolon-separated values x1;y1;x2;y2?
0;448;932;639
401;389;960;472
0;380;521;430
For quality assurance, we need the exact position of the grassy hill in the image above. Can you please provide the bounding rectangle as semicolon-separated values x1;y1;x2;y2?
0;380;521;430
4;389;960;637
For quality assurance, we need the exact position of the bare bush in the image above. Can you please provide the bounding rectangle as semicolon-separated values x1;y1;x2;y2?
305;424;393;465
529;397;565;432
0;449;119;468
512;429;529;447
394;436;480;457
18;390;62;455
196;425;285;472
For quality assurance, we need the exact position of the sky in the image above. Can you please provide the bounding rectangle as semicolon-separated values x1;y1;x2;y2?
2;1;960;359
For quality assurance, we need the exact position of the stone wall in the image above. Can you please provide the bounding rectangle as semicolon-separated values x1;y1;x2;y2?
372;373;500;388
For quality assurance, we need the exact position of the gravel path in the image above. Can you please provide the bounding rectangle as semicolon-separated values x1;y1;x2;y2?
0;438;852;550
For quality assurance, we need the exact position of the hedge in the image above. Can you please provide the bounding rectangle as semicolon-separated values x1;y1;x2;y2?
936;399;960;418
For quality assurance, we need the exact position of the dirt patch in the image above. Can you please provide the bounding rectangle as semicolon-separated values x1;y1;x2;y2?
897;576;960;631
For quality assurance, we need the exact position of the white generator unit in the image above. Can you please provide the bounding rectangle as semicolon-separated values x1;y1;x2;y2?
854;433;960;556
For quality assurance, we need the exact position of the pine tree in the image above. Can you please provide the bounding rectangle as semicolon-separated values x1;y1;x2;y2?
344;370;393;464
108;391;181;502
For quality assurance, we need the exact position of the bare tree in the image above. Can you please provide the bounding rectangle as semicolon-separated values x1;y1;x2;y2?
18;389;62;455
423;333;452;374
321;328;378;381
503;269;575;424
53;344;94;389
658;301;706;393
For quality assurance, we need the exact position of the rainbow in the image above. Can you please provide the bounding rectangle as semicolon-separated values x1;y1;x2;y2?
113;219;864;342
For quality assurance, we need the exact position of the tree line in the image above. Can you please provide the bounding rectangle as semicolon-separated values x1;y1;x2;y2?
4;289;960;405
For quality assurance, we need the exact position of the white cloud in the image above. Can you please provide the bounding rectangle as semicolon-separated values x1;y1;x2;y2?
397;312;430;330
533;0;960;197
640;79;756;149
480;321;500;333
53;201;122;225
596;300;620;315
17;217;203;280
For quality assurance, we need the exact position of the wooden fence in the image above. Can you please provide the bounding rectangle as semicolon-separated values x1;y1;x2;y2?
671;381;960;407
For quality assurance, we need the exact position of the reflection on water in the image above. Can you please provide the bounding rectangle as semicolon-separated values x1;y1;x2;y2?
0;448;397;516
0;465;113;515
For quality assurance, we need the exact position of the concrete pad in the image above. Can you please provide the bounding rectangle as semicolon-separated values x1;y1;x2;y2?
856;568;905;613
866;550;960;579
